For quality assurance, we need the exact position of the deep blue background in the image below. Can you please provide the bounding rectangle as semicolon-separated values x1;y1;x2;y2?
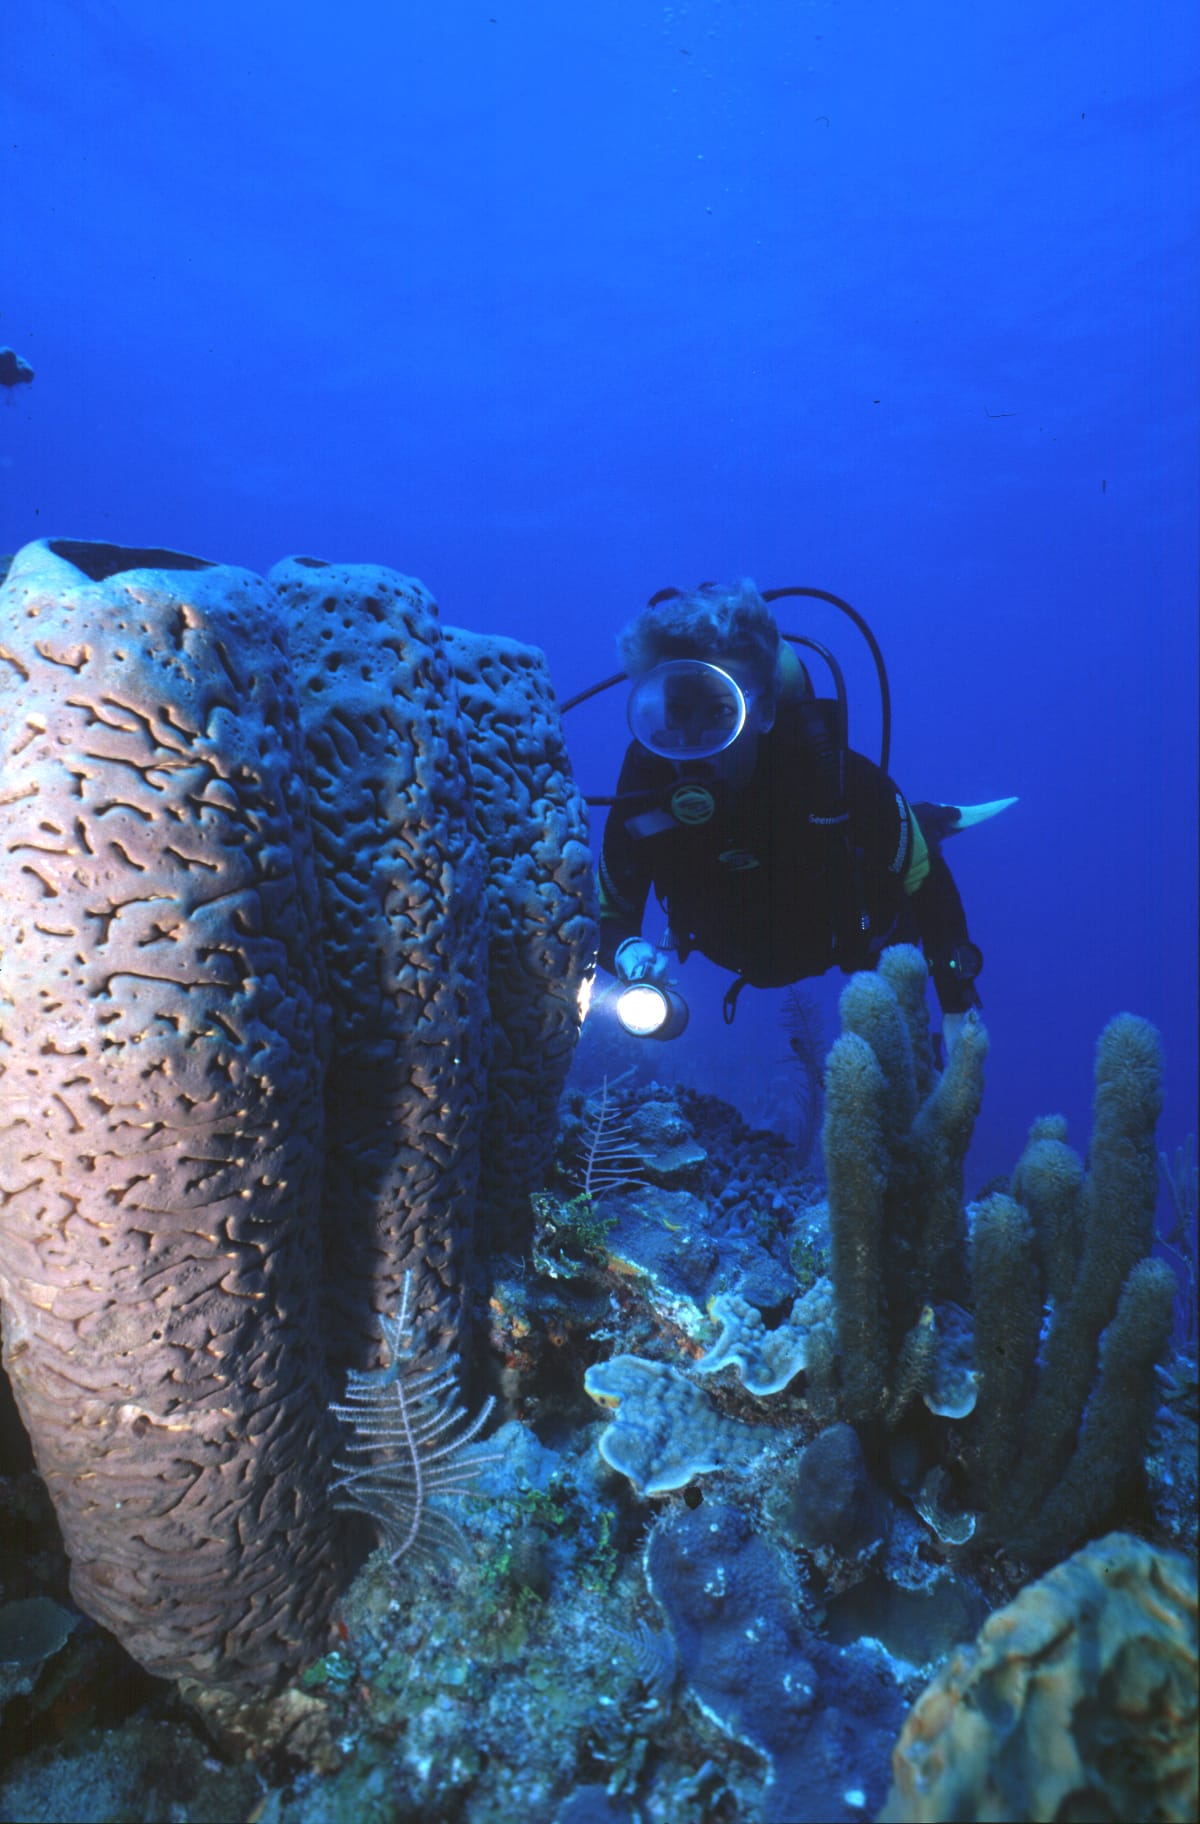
2;3;1196;1271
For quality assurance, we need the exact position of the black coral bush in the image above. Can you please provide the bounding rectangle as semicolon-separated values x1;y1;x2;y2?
329;1275;500;1566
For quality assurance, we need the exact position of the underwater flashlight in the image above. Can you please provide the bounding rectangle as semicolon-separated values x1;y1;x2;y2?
615;981;690;1041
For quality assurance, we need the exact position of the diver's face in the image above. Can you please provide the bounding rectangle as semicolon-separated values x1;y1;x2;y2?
660;671;741;747
627;655;776;779
709;660;774;786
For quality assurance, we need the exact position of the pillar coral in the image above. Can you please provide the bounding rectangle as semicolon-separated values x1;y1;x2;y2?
0;539;340;1690
822;951;1177;1562
823;950;987;1428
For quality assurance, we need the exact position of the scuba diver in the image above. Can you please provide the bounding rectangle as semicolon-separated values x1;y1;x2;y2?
581;579;1014;1052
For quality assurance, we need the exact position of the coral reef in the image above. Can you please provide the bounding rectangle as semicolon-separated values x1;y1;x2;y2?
967;1023;1176;1561
781;984;825;1168
544;1078;817;1341
0;1015;1192;1822
879;1532;1198;1824
562;1075;661;1200
1159;1133;1197;1344
0;1716;261;1824
645;1501;904;1824
823;950;985;1429
0;530;1190;1824
772;1422;888;1557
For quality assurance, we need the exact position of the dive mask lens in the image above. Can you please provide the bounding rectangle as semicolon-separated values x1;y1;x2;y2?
627;660;748;760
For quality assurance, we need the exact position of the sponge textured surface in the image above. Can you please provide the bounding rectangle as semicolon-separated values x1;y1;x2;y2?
446;627;597;1249
0;539;339;1687
270;558;489;1360
880;1531;1198;1823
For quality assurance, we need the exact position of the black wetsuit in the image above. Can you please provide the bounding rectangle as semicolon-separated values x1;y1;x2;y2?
598;699;981;1015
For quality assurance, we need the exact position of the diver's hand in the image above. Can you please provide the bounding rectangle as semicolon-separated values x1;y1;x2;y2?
614;937;669;986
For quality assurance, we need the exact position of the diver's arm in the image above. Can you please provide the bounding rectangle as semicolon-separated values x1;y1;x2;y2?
597;749;655;975
907;849;982;1015
597;860;649;975
843;755;981;1015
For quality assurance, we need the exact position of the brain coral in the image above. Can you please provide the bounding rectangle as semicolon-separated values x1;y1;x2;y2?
0;540;339;1689
879;1531;1198;1823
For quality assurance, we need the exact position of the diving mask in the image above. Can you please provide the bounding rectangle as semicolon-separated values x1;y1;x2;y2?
627;659;753;760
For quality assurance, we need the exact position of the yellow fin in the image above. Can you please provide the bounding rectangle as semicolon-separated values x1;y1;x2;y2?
952;796;1018;829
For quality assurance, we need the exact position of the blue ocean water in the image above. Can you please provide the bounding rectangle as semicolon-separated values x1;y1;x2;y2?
1;6;1195;1265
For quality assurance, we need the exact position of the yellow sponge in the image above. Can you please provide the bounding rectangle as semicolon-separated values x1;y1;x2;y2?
880;1532;1197;1823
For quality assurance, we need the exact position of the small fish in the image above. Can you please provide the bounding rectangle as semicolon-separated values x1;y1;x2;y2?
0;347;34;388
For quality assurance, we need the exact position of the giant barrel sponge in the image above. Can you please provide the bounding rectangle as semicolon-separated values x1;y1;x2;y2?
0;539;340;1689
268;558;490;1363
444;628;598;1251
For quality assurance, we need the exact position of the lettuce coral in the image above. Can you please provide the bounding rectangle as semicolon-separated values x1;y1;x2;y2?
583;1355;766;1495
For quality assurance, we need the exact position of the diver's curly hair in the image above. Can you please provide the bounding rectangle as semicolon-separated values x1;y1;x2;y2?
618;579;781;686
